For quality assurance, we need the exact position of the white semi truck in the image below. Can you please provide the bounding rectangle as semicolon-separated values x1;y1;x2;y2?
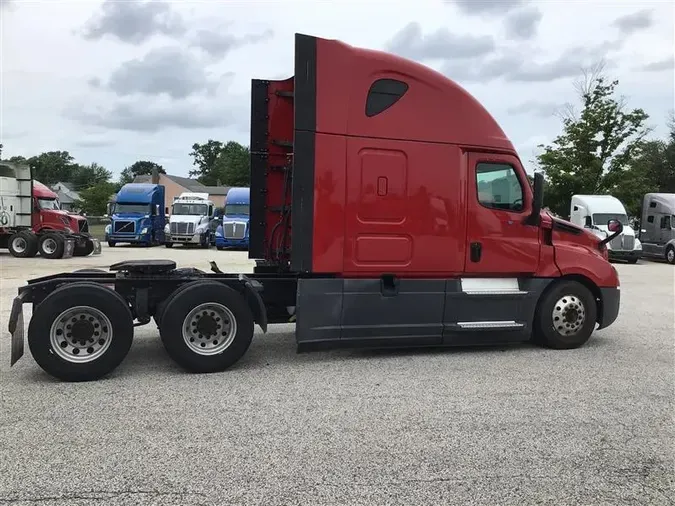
164;192;215;248
569;194;642;263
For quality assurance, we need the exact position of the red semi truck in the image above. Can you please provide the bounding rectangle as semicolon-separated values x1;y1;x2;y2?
8;33;621;381
0;162;101;259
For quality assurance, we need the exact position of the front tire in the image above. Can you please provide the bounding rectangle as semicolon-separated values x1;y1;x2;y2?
73;239;95;257
533;280;598;350
165;242;173;248
159;281;254;373
39;232;65;259
27;282;134;382
666;246;675;265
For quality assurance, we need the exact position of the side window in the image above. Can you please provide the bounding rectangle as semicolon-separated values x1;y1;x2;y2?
649;201;657;208
475;163;524;212
365;79;409;117
661;216;671;229
647;215;654;223
584;216;592;228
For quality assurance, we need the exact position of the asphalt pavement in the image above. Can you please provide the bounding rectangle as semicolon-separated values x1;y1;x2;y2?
0;246;673;505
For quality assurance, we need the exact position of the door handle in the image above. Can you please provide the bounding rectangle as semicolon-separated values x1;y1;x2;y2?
470;242;482;262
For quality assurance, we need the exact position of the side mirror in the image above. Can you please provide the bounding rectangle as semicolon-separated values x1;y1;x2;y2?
155;204;160;215
599;219;623;247
525;172;544;225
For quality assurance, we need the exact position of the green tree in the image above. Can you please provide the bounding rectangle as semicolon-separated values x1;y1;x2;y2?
70;162;112;190
536;65;650;217
75;181;120;215
119;160;166;185
189;140;250;186
27;151;79;186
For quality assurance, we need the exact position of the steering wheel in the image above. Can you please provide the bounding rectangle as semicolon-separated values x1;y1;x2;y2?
512;198;523;210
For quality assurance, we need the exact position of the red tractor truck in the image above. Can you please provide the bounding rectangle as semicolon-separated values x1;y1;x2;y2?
8;33;621;382
0;162;101;259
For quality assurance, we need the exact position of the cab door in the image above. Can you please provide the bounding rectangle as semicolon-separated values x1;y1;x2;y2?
464;151;540;274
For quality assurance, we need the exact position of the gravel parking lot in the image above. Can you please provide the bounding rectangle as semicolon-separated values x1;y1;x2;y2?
0;246;673;506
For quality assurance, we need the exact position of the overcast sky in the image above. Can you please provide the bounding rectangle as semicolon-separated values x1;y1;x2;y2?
1;0;673;178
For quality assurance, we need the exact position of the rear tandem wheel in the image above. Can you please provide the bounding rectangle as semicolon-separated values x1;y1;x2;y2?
27;282;134;381
158;281;254;373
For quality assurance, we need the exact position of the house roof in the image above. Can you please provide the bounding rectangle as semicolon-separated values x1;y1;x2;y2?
56;181;76;191
133;174;207;192
203;186;231;196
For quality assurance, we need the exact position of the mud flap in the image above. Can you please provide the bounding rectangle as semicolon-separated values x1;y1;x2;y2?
91;238;102;256
62;238;75;259
8;292;28;366
238;274;268;333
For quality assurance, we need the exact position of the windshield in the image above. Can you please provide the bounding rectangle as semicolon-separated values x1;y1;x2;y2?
593;213;629;226
114;203;150;214
172;203;207;216
37;198;60;210
225;204;250;216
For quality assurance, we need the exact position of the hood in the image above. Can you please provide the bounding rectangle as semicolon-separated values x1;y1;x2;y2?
113;212;148;219
170;214;203;224
43;209;84;221
224;214;249;221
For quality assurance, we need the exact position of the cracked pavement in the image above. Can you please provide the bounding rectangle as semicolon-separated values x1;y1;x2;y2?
0;246;673;505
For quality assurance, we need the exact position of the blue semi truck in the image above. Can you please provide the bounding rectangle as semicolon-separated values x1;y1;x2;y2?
105;183;166;247
215;187;250;250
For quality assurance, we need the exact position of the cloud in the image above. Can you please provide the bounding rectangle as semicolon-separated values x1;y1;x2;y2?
447;0;525;15
505;6;543;40
75;137;115;148
386;22;495;61
190;27;275;59
66;95;247;134
82;0;186;45
641;57;675;72
612;9;654;35
506;100;561;117
100;47;218;99
444;40;623;83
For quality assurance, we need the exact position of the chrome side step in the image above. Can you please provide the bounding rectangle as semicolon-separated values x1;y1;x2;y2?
456;321;525;329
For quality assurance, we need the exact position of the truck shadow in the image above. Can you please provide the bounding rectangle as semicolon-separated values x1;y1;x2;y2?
19;330;612;383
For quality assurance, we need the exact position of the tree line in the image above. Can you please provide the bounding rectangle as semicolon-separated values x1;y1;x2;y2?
1;65;672;219
0;141;251;216
535;65;674;219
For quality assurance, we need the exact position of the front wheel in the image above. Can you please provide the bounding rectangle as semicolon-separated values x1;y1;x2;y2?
27;282;134;381
666;246;675;265
73;239;95;257
533;280;598;350
159;281;254;373
165;243;173;248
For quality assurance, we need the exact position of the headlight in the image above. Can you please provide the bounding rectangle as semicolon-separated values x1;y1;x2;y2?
195;225;207;234
141;227;149;234
164;224;170;233
105;224;111;234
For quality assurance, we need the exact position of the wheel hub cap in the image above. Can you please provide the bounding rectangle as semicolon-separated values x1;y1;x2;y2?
43;239;57;254
182;303;237;356
552;295;586;337
50;306;113;363
13;238;27;253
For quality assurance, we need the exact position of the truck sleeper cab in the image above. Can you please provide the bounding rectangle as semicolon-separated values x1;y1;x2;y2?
639;193;675;264
106;183;166;247
7;33;622;382
215;187;250;250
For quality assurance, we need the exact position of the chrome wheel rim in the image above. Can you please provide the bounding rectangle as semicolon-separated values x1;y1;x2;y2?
12;237;27;253
182;302;237;356
668;249;674;263
552;295;586;337
42;238;57;255
49;306;113;363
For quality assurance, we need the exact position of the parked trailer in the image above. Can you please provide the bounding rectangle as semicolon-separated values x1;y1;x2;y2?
0;162;100;259
639;193;675;264
8;33;622;382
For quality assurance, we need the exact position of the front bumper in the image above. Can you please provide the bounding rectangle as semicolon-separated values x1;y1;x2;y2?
597;287;620;329
166;233;204;244
215;235;249;248
608;249;642;261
